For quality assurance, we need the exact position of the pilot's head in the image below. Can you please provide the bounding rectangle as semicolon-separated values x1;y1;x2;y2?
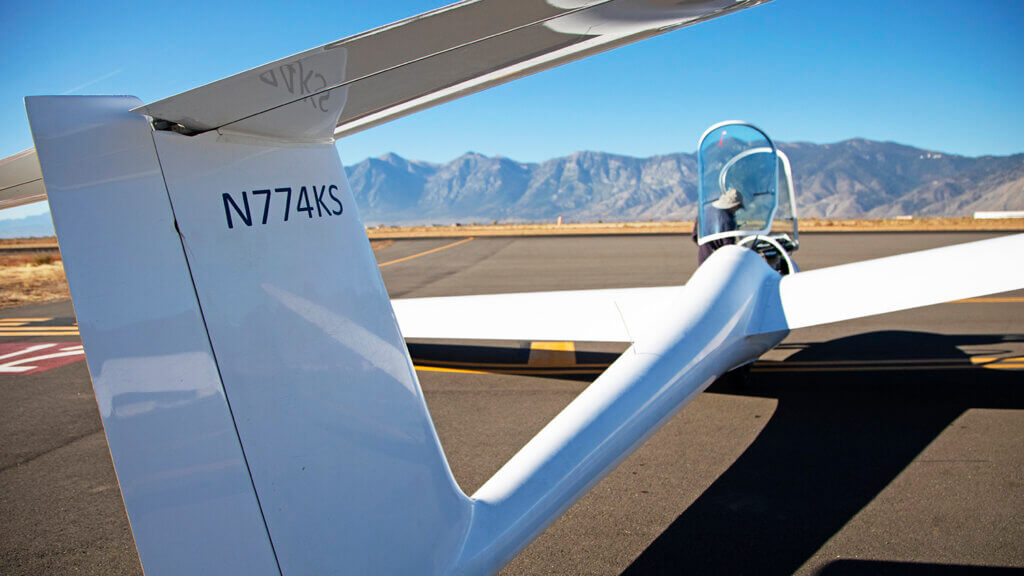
712;188;744;212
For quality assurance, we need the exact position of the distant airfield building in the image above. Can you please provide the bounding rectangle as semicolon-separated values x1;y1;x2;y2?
974;211;1024;219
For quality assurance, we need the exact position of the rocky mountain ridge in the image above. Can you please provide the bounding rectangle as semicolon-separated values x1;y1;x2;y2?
345;140;1024;225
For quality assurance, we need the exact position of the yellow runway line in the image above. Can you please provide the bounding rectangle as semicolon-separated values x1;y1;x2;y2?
415;365;488;374
409;353;1024;376
415;359;610;369
0;318;79;337
0;318;54;322
378;237;474;268
970;356;1024;369
494;368;605;375
528;341;576;367
414;365;605;376
0;326;78;331
529;342;575;352
0;332;81;337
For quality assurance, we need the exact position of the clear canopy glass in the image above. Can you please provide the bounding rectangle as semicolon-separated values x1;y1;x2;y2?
696;122;778;244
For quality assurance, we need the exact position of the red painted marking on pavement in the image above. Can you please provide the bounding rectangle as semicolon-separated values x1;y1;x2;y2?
0;343;86;375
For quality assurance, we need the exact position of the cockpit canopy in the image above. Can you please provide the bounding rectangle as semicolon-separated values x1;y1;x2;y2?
696;121;792;245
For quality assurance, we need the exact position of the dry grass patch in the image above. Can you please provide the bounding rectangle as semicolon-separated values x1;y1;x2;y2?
0;241;69;307
0;236;59;249
0;261;70;308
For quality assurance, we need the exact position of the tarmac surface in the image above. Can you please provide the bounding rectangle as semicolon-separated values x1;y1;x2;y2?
1;232;1022;575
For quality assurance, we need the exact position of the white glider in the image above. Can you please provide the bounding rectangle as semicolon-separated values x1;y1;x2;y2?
3;1;1023;575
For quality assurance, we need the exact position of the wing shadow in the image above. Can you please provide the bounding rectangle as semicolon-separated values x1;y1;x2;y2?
623;330;1024;575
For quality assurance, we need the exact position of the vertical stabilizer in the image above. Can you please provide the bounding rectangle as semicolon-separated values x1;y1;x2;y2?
27;96;281;575
27;96;472;575
149;128;473;574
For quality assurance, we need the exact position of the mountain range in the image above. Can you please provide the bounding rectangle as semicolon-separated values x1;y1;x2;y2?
347;139;1024;225
0;213;54;239
2;139;1022;237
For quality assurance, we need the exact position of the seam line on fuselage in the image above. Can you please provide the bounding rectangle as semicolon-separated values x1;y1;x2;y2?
148;131;285;576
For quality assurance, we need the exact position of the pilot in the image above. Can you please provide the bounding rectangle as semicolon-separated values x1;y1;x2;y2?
691;187;744;265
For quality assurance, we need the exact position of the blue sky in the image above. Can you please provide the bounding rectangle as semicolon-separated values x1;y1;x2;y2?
2;0;1022;220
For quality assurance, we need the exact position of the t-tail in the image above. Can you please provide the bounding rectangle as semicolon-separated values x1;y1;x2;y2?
22;2;781;574
28;94;467;574
26;91;788;576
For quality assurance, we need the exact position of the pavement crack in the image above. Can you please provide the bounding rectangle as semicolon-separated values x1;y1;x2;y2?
389;237;517;298
0;428;103;474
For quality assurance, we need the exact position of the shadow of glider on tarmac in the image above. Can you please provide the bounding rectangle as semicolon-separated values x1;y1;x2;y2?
407;329;1022;574
622;331;1024;575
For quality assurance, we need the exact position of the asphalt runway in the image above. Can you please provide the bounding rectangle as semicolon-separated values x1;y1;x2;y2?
1;232;1022;575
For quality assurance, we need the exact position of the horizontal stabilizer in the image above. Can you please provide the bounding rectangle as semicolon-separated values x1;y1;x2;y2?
4;1;772;203
134;0;769;139
773;233;1024;331
0;148;45;210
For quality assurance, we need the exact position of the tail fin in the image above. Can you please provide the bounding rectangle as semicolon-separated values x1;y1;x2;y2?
28;96;787;576
23;3;780;573
27;95;471;575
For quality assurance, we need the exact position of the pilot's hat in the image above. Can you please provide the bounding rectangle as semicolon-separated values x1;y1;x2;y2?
712;188;744;210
